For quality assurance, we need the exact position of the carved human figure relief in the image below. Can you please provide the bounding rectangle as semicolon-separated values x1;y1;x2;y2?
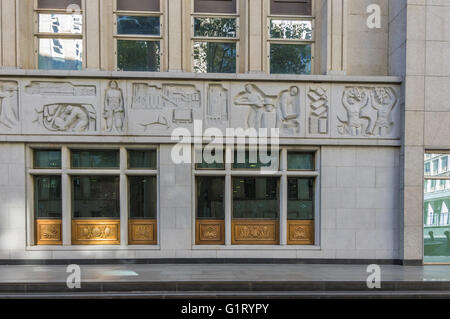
0;81;19;129
34;103;96;132
370;87;397;136
234;84;277;130
103;80;125;133
338;87;370;136
308;87;328;134
276;86;301;134
207;84;228;123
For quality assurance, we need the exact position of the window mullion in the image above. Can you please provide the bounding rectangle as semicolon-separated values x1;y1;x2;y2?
61;146;71;246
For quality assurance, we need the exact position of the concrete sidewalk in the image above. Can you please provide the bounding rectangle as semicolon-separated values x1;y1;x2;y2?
0;264;449;298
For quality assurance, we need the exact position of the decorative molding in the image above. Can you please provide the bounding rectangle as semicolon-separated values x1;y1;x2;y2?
196;220;225;245
232;220;279;245
287;220;314;245
128;219;157;245
35;220;62;245
0;81;19;129
72;220;120;245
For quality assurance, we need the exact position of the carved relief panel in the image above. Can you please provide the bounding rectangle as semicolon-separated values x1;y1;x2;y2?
0;80;19;133
231;220;279;245
196;220;225;245
72;220;120;245
307;85;330;137
35;220;62;245
128;220;157;245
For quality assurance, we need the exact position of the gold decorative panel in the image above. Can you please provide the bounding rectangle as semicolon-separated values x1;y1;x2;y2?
72;220;120;245
287;220;314;245
35;219;62;245
196;220;225;245
129;219;157;245
232;220;279;245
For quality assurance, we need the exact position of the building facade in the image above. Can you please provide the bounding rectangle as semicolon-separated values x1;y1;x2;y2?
0;0;447;265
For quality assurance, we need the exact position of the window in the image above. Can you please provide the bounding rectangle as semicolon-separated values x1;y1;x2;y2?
194;146;318;246
268;0;313;74
192;0;239;73
115;0;162;71
36;0;83;70
424;153;450;263
30;147;159;246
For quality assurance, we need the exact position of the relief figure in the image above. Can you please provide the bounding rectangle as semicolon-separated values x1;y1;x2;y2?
104;80;125;133
0;82;19;129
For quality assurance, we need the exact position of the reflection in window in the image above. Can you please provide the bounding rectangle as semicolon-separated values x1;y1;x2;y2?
39;38;83;70
128;150;157;169
72;176;120;219
270;43;311;74
117;16;160;36
196;177;225;219
193;41;236;73
270;20;312;40
117;40;160;71
39;14;82;34
194;18;237;38
287;178;314;220
233;177;279;219
71;150;119;169
35;176;62;219
34;150;61;169
129;176;157;219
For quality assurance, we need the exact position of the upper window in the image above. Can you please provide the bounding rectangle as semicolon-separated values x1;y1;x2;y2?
36;0;83;70
268;0;313;74
115;0;162;71
192;0;238;73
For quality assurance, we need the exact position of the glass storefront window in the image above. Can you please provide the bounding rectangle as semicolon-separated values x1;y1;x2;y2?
232;177;279;219
128;150;157;169
72;176;120;219
34;150;61;169
270;43;311;75
287;152;315;170
195;147;225;170
34;176;62;219
117;16;160;36
287;177;314;220
129;176;157;219
117;40;160;72
424;153;450;263
71;150;119;169
232;149;279;170
193;41;236;74
196;177;225;219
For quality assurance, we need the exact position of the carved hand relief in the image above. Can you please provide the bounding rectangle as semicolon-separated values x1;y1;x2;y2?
308;87;328;135
0;81;19;129
34;103;96;132
234;84;301;134
338;87;398;137
207;84;228;123
25;81;96;96
103;80;125;133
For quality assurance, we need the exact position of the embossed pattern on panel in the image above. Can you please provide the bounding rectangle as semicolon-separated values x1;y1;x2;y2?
35;220;62;245
129;220;157;245
196;220;225;245
232;220;279;245
287;220;314;245
72;220;120;245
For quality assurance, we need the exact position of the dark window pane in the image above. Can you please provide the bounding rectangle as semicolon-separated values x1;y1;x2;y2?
233;150;279;170
117;0;160;12
128;150;157;169
270;43;311;74
193;41;236;73
71;150;119;169
72;176;120;219
270;19;312;40
39;38;83;71
194;0;236;14
287;177;314;220
129;176;157;219
233;177;279;219
34;150;61;169
196;177;225;219
194;18;237;38
117;16;160;36
270;0;312;16
117;40;160;71
35;176;62;219
287;152;315;170
38;0;81;9
195;147;225;170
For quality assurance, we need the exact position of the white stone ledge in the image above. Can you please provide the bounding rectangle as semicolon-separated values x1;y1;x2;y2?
0;69;403;84
26;245;161;251
192;245;322;251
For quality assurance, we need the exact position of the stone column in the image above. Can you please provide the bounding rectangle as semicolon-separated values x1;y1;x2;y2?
1;0;17;67
167;0;183;72
100;0;114;71
85;0;101;69
324;0;347;75
247;0;265;73
17;0;34;69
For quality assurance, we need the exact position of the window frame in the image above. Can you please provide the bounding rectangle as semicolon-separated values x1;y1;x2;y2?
34;0;85;70
192;145;320;247
266;3;315;75
26;144;160;247
191;1;240;74
113;0;164;72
